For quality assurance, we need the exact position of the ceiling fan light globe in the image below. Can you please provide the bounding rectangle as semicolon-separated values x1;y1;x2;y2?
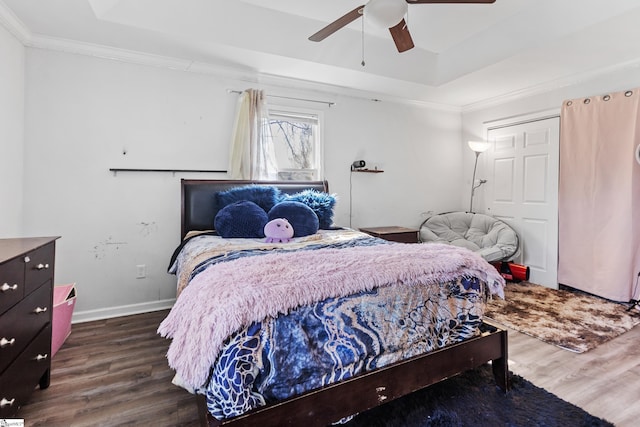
365;0;408;28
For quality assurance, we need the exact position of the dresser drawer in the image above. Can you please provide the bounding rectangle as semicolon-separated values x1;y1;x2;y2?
0;282;52;374
24;242;55;295
0;323;52;418
0;257;24;315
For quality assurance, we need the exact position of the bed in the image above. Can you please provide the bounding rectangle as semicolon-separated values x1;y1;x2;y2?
159;179;510;427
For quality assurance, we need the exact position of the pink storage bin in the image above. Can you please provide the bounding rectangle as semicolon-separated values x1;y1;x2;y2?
52;283;76;357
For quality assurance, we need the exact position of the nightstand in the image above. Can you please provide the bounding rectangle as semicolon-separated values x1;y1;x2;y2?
359;226;419;243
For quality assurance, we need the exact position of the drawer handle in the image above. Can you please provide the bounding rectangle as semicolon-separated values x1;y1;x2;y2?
34;306;48;314
376;386;388;403
0;397;16;408
35;353;49;361
1;283;18;292
0;337;16;347
24;256;30;263
36;263;50;270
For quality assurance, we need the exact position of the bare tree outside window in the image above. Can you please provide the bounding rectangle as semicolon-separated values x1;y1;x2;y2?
270;119;313;168
268;110;321;180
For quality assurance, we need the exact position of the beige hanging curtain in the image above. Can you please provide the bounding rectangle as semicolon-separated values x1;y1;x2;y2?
558;89;640;302
228;89;278;180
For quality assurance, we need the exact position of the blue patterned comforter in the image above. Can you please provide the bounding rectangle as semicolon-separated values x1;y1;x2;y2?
166;229;492;421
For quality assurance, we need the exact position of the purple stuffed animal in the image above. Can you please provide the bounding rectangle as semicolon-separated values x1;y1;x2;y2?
264;218;294;243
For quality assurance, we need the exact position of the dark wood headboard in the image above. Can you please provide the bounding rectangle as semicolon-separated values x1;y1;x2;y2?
180;179;329;239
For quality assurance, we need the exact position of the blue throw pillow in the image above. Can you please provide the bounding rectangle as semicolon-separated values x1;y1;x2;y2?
268;201;319;237
281;190;336;229
214;201;268;238
216;185;281;213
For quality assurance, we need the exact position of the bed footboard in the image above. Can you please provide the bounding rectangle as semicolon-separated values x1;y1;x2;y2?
197;320;509;427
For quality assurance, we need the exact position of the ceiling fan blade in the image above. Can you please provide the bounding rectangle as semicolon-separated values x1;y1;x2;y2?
406;0;495;4
309;5;365;42
389;19;414;52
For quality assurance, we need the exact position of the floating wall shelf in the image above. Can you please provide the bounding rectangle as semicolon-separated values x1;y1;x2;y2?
352;168;384;173
109;168;227;175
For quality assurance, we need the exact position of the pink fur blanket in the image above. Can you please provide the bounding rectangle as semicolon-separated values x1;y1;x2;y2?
158;242;505;389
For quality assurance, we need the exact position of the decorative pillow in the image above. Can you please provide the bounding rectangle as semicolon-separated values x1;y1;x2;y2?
214;201;268;238
268;201;319;237
216;185;281;213
280;190;336;229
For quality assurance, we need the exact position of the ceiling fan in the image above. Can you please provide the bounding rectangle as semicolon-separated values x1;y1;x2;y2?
309;0;496;53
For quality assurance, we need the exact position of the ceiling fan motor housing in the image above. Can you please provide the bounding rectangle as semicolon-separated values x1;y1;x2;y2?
308;0;495;53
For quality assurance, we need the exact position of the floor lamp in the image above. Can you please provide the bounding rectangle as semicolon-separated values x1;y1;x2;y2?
468;140;490;213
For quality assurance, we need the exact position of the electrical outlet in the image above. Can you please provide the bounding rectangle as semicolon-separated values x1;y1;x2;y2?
136;264;146;279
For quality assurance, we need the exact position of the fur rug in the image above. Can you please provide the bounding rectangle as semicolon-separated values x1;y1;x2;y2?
345;364;612;427
485;282;640;353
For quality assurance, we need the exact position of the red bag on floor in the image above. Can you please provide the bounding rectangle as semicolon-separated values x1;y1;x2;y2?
491;262;530;282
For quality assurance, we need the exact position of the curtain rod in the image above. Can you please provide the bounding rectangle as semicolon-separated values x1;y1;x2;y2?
227;89;335;107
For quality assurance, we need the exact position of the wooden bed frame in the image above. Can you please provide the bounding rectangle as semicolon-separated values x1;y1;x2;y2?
178;179;510;427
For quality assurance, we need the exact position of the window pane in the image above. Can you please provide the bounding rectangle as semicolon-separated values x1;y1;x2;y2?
268;110;320;181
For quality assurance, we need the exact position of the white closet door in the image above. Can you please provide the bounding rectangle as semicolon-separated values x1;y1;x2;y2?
485;117;560;288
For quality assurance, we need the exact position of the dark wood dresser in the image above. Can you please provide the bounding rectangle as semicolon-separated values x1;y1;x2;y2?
0;237;59;417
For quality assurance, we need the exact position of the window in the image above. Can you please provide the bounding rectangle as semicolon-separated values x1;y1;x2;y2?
268;108;323;181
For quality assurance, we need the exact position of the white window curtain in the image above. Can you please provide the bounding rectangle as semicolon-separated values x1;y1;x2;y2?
228;89;278;180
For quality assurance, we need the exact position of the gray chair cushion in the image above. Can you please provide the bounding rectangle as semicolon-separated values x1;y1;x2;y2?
419;212;519;262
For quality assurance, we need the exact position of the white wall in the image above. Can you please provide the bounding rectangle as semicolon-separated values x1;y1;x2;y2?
0;23;24;236
19;37;640;321
22;48;463;320
325;97;463;228
461;65;640;211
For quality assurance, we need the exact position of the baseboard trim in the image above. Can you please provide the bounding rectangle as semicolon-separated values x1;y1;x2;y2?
72;298;175;324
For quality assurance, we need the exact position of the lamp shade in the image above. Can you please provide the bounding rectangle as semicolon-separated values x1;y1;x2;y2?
364;0;408;28
468;140;490;153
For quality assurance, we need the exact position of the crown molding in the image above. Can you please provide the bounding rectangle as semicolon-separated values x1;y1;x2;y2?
0;1;541;114
0;2;461;112
462;57;640;113
0;0;31;43
3;0;636;114
27;32;462;112
29;33;194;69
24;30;637;115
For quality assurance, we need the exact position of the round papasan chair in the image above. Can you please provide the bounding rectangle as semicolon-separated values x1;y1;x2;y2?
419;211;519;262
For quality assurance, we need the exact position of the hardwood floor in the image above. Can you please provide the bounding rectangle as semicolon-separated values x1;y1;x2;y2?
15;309;640;426
17;310;199;427
507;313;640;427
